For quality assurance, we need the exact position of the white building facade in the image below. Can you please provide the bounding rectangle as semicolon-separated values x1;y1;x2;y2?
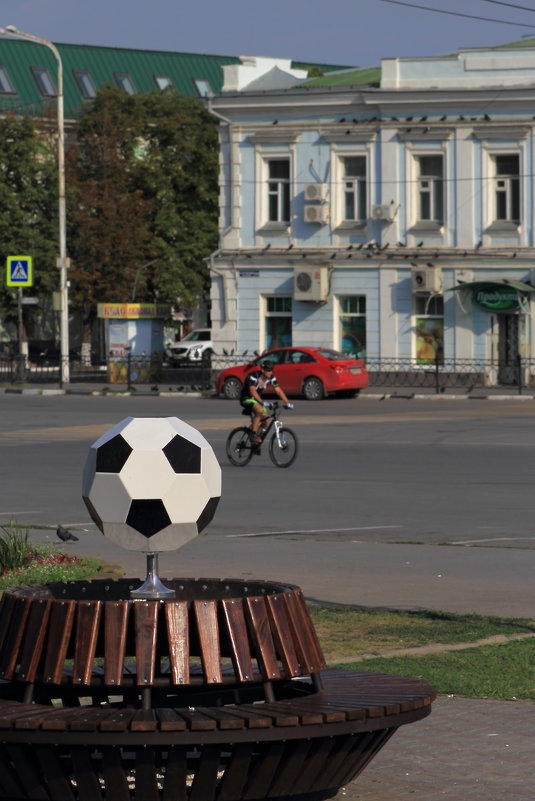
208;45;535;384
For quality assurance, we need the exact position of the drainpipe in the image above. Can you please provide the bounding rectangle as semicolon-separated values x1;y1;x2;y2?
206;96;235;239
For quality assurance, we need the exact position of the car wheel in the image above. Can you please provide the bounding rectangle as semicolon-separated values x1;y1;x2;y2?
303;376;325;401
222;376;243;400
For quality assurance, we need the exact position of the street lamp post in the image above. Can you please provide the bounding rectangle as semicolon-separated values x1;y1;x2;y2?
0;25;70;385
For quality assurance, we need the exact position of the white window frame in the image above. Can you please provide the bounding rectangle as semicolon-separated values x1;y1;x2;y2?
331;144;373;229
335;295;367;357
31;66;56;97
405;143;447;230
492;153;520;223
73;70;97;99
0;65;15;95
481;144;524;231
416;154;444;223
261;295;292;351
255;146;294;231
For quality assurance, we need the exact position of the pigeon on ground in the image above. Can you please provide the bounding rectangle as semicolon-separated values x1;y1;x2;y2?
56;524;79;542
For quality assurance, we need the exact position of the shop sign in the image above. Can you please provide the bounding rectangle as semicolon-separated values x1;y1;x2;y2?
97;303;170;319
473;284;525;312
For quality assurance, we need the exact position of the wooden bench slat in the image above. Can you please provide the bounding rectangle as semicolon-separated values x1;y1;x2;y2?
71;747;104;801
34;744;76;801
73;601;102;686
196;706;245;730
134;748;159;801
209;705;273;729
0;597;31;679
131;709;157;731
221;598;255;682
216;742;254;801
164;601;189;685
43;600;76;684
244;597;282;681
6;743;51;799
0;594;16;654
17;598;51;682
283;592;325;673
193;600;222;684
267;739;312;798
266;595;301;677
101;748;130;801
242;740;285;801
104;601;130;687
134;600;159;685
161;746;188;801
174;707;217;731
0;742;27;798
99;710;136;732
156;708;187;731
189;744;220;801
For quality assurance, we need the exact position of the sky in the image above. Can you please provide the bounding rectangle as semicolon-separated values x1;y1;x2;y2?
2;0;535;67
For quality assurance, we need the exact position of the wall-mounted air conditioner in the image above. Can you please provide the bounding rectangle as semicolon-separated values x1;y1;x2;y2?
304;204;330;224
293;267;329;302
371;203;397;222
411;266;443;293
304;183;328;202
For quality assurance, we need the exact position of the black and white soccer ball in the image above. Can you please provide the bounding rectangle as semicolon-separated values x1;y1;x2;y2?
82;416;221;552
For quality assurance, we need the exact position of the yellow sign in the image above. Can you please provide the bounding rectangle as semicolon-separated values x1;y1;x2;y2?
6;255;33;287
97;303;169;319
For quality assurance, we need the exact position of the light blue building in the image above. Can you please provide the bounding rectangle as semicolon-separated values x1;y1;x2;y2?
208;44;535;385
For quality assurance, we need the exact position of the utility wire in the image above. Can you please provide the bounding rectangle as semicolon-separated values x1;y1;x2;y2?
479;0;535;14
379;0;535;28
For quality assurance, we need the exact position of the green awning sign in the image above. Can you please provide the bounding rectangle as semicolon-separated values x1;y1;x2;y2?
474;284;525;311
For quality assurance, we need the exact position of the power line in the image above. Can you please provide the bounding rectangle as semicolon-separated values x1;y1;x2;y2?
479;0;535;14
379;0;535;28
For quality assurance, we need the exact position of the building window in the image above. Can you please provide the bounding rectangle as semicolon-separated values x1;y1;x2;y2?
414;295;444;364
193;78;212;97
339;296;366;358
73;70;96;99
267;159;290;223
265;296;292;348
114;73;136;94
31;67;56;97
0;65;15;95
343;156;367;221
493;154;519;222
155;75;173;90
417;155;443;223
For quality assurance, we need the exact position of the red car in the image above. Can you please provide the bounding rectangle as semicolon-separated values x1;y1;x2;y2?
215;347;369;401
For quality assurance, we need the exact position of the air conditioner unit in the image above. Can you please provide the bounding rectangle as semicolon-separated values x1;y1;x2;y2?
304;204;330;224
411;266;443;293
371;203;396;222
304;183;328;202
294;267;329;302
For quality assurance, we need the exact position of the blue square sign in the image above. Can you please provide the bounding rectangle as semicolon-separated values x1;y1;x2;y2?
6;256;33;287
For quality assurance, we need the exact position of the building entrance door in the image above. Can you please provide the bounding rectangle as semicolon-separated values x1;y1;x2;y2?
497;314;519;384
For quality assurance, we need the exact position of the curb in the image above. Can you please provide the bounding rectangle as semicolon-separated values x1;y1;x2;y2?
361;392;535;401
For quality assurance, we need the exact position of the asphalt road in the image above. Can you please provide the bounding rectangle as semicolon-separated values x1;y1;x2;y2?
2;392;535;616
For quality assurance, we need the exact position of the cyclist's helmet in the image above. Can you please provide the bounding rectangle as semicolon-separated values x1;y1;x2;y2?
260;358;276;372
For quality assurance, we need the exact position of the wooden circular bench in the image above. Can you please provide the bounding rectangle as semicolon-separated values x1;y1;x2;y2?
0;578;435;801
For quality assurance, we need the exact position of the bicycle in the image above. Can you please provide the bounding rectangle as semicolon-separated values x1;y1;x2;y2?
226;401;298;468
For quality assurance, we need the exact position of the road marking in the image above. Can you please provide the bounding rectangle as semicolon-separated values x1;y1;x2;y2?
449;536;535;545
226;525;402;538
0;510;42;516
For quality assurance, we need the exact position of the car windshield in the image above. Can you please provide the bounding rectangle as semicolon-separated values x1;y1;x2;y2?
182;330;209;342
316;348;350;361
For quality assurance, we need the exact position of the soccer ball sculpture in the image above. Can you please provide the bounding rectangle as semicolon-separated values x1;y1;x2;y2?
82;416;221;553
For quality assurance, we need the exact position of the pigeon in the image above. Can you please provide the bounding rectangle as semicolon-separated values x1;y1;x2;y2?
57;524;78;542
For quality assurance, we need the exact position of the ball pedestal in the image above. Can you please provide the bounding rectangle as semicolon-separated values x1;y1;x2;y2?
0;576;435;801
130;552;176;599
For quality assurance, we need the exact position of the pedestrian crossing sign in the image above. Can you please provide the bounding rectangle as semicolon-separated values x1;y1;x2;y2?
6;255;33;287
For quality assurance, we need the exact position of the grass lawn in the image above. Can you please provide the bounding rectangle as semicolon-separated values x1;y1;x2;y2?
309;604;535;700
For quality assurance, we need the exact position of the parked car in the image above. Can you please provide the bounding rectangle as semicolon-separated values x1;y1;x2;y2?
215;346;369;400
165;329;212;366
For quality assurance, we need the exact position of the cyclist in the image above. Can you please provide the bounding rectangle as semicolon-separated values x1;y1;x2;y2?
240;358;293;444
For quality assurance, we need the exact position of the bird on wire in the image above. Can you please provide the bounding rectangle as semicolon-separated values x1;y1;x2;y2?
57;524;79;542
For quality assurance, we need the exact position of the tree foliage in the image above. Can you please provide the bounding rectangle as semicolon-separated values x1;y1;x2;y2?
0;114;58;336
67;85;219;330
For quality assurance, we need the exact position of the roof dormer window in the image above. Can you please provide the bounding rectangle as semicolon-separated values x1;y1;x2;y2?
31;66;56;97
73;70;97;99
114;72;136;94
0;65;16;95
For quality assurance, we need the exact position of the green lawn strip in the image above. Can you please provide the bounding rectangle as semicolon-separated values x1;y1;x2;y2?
308;604;535;661
0;555;104;589
335;639;535;700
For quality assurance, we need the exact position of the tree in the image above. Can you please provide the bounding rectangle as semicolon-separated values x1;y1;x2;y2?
67;86;219;357
0;114;58;350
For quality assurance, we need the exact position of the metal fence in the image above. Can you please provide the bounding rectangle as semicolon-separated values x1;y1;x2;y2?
1;352;534;394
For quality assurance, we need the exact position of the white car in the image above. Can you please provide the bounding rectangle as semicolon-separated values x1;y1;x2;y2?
166;329;212;366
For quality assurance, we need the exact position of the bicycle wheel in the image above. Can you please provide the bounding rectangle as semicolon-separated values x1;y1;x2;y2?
226;427;254;466
269;427;298;468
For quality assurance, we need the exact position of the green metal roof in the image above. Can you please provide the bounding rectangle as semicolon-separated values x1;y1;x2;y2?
302;66;381;89
0;39;352;119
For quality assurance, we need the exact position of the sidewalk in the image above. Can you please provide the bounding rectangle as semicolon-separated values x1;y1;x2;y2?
2;380;535;399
